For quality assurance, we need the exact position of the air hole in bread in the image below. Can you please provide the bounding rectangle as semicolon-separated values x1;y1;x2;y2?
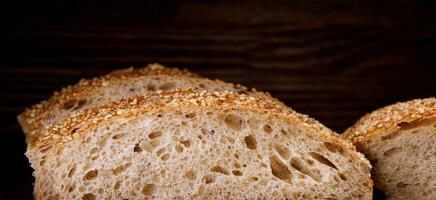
260;162;268;168
203;175;215;184
339;173;347;181
67;184;75;193
133;144;142;153
142;183;156;196
249;176;259;181
71;128;78;135
112;163;131;175
274;144;290;160
323;142;344;154
232;170;243;176
185;113;196;118
161;153;170;161
97;188;104;194
159;82;175;91
112;133;125;140
224;114;243;131
74;99;87;110
175;144;183;153
269;155;292;184
309;152;338;170
82;193;96;200
83;169;98;181
89;147;98;155
280;129;288;136
211;166;229;175
68;165;76;178
148;131;162;139
39;161;49;171
290;157;320;182
180;140;191;148
244;135;257;150
305;158;315;165
263;125;273;133
156;148;166;156
114;181;121;190
234;163;241;168
381;131;402;141
63;100;77;110
185;170;196;180
147;84;156;91
383;147;402;157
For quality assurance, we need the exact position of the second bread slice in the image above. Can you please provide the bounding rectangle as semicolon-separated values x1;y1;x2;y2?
18;63;256;142
343;98;436;200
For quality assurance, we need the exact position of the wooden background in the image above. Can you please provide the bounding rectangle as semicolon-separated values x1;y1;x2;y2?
1;0;435;199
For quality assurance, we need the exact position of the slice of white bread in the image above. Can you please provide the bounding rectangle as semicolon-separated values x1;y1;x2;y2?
343;98;436;200
18;63;258;142
27;89;372;199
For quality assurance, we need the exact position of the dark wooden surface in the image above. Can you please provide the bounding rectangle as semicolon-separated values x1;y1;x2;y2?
1;1;436;199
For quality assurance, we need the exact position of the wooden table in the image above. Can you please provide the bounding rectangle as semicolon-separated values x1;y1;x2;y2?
1;1;435;199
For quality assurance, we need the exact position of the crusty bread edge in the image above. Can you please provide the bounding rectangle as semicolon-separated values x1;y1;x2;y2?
342;97;436;146
17;63;248;136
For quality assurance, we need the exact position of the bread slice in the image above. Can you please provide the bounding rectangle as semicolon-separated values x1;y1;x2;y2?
18;63;258;142
27;89;372;200
343;98;436;200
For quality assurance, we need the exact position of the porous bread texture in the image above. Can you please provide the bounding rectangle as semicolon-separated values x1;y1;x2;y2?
343;98;436;200
17;63;251;142
358;118;436;200
27;89;372;200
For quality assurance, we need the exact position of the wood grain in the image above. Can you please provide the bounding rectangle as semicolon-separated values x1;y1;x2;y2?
1;1;435;199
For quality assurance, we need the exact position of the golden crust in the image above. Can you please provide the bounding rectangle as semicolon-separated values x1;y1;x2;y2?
30;88;371;171
342;97;436;145
18;63;247;137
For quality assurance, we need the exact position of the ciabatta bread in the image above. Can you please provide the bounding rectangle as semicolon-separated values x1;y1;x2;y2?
343;97;436;200
18;64;256;142
27;89;372;200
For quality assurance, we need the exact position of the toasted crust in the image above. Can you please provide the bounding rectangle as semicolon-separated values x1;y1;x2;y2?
30;89;371;171
342;97;436;145
17;63;248;138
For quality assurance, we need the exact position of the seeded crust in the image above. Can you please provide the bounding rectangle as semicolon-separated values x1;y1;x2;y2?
18;63;253;140
29;89;370;172
342;97;436;145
